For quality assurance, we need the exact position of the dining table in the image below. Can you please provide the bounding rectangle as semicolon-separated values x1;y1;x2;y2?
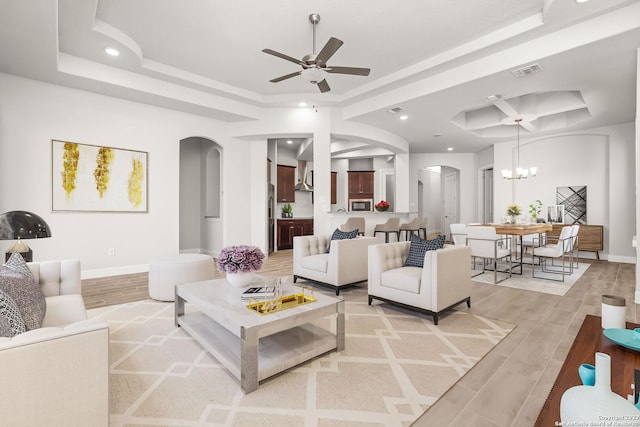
492;223;553;272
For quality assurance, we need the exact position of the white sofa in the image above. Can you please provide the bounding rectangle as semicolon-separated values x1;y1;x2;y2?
368;243;472;325
0;259;109;427
293;235;379;295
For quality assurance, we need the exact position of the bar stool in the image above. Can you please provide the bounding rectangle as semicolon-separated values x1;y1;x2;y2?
373;217;400;243
399;217;422;240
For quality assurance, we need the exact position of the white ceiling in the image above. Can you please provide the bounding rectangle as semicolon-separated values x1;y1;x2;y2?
0;0;638;154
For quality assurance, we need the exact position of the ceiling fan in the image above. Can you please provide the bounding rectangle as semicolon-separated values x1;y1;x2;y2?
262;13;371;93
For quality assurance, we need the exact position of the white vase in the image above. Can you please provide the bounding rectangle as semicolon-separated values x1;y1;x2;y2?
226;271;256;288
560;352;640;423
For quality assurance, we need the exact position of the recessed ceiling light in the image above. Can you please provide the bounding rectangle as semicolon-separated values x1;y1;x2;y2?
105;47;120;56
447;147;453;151
576;0;589;3
299;102;307;107
433;133;442;137
286;140;293;144
399;115;408;121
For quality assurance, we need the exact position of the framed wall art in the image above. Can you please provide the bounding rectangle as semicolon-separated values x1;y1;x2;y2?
557;185;587;224
51;140;148;212
546;205;565;224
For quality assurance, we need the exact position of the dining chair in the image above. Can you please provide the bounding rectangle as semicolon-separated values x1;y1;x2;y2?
531;225;573;282
466;225;513;284
398;217;422;241
570;224;580;268
418;217;428;239
373;217;400;243
449;223;467;245
340;217;365;236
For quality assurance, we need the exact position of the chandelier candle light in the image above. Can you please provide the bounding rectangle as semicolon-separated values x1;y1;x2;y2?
502;118;537;180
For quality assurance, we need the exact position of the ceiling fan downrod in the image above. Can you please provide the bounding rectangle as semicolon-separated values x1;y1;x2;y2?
309;14;320;55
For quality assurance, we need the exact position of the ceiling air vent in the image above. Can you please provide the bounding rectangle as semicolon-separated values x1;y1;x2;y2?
511;63;543;78
387;106;404;114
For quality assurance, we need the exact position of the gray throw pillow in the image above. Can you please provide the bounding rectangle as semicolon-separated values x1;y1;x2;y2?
0;265;46;330
4;251;35;281
326;228;359;253
0;287;26;337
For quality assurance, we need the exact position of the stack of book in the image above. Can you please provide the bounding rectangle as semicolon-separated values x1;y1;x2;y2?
241;286;275;299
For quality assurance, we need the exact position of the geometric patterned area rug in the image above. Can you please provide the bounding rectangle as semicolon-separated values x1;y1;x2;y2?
88;286;514;427
471;260;590;296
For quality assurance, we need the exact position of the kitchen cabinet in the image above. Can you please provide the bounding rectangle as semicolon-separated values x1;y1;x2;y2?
312;171;337;204
348;171;374;200
277;164;295;202
277;219;313;249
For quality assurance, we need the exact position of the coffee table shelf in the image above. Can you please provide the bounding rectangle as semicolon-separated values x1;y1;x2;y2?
175;279;344;393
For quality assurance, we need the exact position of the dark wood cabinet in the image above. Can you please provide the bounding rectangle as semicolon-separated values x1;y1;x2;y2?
276;164;295;203
347;171;374;199
277;219;313;249
331;171;337;204
312;171;337;204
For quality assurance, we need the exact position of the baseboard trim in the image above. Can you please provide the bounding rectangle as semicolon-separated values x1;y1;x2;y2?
607;255;636;264
82;264;149;280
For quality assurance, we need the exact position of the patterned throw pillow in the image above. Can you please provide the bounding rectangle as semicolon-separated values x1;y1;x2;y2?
0;287;26;337
4;251;35;281
404;234;446;268
0;265;46;330
326;228;359;253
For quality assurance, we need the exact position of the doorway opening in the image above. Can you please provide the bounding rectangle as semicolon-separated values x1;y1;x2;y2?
417;166;460;240
179;137;222;255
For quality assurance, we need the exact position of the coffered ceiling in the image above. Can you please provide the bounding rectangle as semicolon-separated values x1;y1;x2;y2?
0;0;638;153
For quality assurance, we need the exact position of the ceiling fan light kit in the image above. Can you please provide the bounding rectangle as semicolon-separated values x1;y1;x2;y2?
262;13;371;93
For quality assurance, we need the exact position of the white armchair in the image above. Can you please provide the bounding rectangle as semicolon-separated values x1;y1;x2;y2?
293;235;378;295
367;243;471;325
0;259;109;427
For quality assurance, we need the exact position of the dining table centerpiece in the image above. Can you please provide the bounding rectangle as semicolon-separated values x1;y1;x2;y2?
217;245;265;287
505;203;522;224
375;200;390;212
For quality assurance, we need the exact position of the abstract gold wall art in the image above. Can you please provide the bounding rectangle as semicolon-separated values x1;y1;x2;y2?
52;140;148;212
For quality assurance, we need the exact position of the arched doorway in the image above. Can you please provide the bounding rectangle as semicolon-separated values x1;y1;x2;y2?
179;137;222;255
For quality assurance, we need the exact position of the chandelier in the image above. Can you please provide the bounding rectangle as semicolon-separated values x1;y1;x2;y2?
501;118;537;180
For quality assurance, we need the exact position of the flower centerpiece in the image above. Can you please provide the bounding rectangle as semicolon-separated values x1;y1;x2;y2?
217;245;265;287
375;200;390;212
505;203;522;223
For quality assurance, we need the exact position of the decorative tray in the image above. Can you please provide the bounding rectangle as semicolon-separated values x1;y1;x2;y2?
246;293;316;315
603;328;640;352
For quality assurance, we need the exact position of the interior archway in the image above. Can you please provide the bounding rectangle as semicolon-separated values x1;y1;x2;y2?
179;137;222;255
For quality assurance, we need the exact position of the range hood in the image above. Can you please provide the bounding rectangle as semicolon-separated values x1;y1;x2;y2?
294;160;313;192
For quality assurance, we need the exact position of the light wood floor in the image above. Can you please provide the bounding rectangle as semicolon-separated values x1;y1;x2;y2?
81;251;638;427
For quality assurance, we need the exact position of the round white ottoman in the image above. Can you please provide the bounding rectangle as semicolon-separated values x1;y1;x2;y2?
148;254;214;301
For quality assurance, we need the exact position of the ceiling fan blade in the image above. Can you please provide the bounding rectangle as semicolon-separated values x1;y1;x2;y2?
326;66;371;76
262;49;306;67
270;71;302;83
315;37;343;65
317;79;331;93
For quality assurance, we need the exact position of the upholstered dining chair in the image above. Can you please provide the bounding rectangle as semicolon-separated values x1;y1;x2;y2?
340;216;365;236
399;217;422;241
569;224;580;268
466;225;513;284
449;223;467;245
531;225;574;282
419;217;428;239
373;217;400;243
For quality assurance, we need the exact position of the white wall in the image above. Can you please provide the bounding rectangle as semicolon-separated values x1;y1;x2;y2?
494;123;635;262
0;73;237;276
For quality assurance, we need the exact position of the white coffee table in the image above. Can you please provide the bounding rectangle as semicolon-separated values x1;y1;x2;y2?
174;277;345;393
